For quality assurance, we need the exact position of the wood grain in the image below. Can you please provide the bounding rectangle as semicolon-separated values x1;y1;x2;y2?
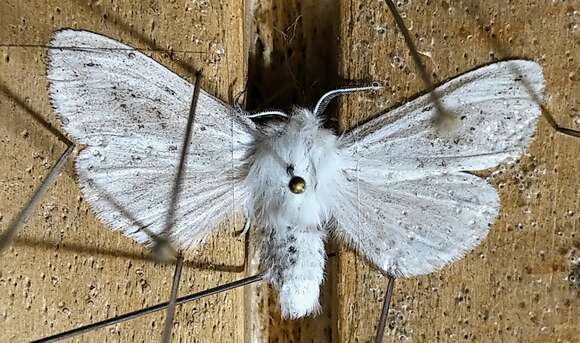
1;0;579;342
337;1;580;342
245;0;338;341
0;1;247;342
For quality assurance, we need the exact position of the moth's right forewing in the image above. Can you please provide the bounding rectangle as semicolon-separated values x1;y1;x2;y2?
48;30;255;248
334;60;545;276
341;60;544;180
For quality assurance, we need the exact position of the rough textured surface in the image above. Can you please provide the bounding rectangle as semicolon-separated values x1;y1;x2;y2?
337;60;542;278
245;0;338;341
1;0;579;342
47;29;255;249
337;1;580;342
0;1;246;342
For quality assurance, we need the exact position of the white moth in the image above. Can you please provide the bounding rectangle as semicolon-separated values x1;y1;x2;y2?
47;30;543;319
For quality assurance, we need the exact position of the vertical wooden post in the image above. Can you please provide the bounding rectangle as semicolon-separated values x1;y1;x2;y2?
336;1;580;341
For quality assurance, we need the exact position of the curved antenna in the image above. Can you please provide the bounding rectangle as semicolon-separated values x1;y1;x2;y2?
233;91;289;120
246;110;289;119
313;85;383;117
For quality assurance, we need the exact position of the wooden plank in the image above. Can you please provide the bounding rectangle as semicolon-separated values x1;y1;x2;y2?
245;0;339;341
337;0;579;341
0;0;247;341
4;1;578;341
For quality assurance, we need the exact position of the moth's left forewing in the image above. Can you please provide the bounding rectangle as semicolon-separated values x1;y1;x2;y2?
333;60;545;276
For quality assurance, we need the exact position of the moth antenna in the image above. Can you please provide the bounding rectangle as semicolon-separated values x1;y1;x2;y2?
5;1;579;340
313;84;382;117
246;110;288;119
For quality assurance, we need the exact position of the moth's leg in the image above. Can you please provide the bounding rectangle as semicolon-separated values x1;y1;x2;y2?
233;88;248;113
236;215;252;240
314;84;382;117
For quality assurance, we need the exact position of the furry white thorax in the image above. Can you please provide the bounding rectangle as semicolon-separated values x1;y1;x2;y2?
245;108;343;318
246;108;343;227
